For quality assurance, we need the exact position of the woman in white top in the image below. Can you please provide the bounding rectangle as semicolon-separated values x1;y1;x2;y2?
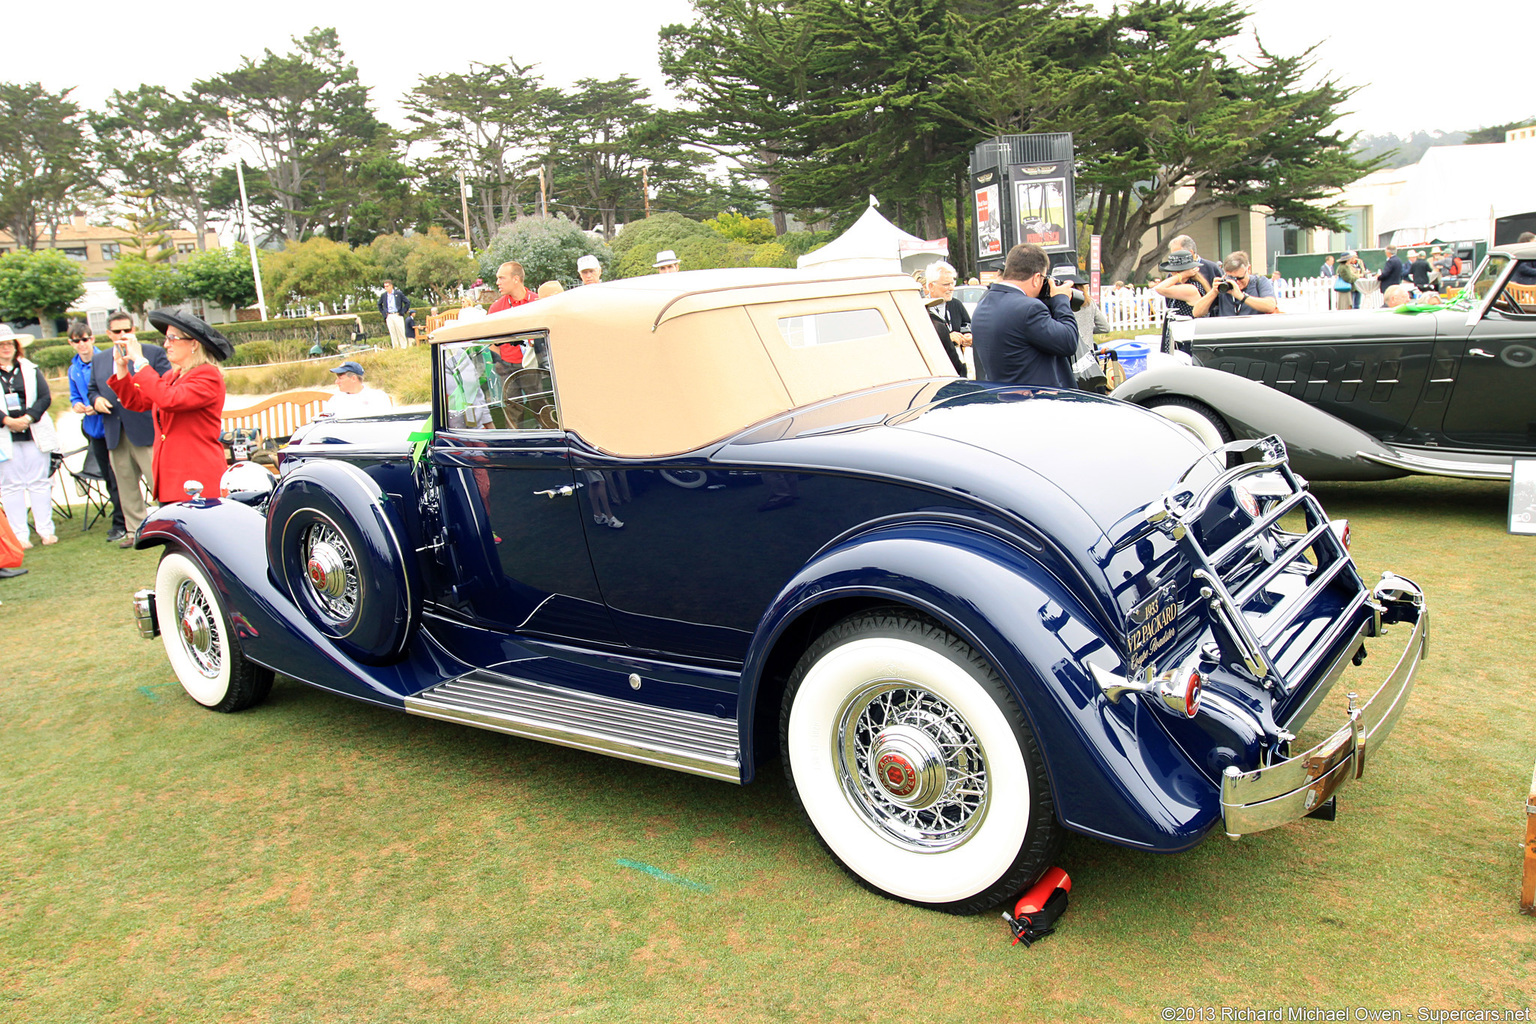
0;326;60;547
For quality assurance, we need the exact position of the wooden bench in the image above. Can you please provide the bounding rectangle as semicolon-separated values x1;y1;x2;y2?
221;388;332;443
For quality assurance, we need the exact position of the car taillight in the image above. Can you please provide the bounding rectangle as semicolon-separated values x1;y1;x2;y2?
1330;518;1350;551
1184;670;1203;717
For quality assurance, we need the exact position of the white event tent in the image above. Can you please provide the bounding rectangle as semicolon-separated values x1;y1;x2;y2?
1372;140;1536;245
796;196;949;275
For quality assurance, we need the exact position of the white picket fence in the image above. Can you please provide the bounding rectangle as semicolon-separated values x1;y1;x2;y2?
1098;277;1383;331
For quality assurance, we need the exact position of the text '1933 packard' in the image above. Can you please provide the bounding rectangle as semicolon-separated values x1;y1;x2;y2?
130;269;1428;913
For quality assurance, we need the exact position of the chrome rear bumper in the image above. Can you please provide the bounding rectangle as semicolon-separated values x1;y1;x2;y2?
1220;574;1426;838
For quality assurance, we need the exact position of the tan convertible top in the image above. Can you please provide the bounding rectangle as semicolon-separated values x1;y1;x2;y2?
432;268;955;457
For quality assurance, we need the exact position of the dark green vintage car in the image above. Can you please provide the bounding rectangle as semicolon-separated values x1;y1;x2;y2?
1117;243;1536;481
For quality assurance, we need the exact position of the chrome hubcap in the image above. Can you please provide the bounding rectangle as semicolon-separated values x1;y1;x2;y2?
870;724;947;807
836;683;989;853
301;523;357;620
174;579;221;679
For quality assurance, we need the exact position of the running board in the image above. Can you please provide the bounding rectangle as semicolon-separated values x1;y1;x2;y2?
404;671;743;783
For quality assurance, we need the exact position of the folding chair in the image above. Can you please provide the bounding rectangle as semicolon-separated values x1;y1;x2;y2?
53;445;113;531
49;449;74;523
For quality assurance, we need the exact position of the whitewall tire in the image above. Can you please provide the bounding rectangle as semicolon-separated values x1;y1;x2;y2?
1146;396;1234;452
781;609;1059;913
155;551;273;713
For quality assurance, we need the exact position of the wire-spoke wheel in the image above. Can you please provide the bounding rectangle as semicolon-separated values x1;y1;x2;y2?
782;608;1059;913
267;460;419;665
155;551;273;713
300;520;359;622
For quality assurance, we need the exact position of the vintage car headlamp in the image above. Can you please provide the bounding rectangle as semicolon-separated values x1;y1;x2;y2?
220;461;278;505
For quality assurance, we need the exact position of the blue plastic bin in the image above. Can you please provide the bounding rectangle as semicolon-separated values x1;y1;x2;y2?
1104;340;1151;378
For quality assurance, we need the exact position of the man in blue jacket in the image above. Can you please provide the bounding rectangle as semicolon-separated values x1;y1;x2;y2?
66;324;124;539
970;242;1080;388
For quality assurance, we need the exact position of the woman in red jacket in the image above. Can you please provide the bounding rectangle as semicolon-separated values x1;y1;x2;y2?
109;311;232;532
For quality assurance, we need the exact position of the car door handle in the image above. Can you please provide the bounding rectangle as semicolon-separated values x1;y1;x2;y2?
534;485;576;499
1467;348;1496;359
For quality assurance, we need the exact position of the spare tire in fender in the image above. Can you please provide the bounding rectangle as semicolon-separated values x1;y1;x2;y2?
267;460;420;665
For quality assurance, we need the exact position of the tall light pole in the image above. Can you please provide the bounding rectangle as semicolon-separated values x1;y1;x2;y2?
227;109;268;321
458;168;473;250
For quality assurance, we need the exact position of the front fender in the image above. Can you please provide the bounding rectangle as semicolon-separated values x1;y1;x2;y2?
1115;364;1406;481
741;519;1220;852
135;500;455;708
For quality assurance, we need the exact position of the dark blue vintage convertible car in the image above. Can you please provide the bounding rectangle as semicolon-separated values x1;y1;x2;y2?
131;269;1427;913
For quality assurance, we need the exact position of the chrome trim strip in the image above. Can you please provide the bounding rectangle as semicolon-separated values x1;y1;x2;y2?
405;671;742;783
1358;449;1515;481
1220;577;1426;838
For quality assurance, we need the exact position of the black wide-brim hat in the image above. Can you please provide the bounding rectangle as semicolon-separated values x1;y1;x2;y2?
148;309;234;362
1158;250;1199;273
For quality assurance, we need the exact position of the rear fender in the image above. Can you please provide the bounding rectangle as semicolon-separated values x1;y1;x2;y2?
741;520;1220;852
1116;364;1406;481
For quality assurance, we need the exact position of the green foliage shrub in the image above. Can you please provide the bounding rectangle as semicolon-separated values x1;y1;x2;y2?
108;255;186;320
609;213;713;275
30;345;75;372
477;216;609;291
705;211;777;244
777;231;836;258
263;236;376;313
180;245;259;311
226;340;278;367
749;242;795;268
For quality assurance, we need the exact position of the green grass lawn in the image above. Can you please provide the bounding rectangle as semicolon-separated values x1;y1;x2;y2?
2;475;1533;1022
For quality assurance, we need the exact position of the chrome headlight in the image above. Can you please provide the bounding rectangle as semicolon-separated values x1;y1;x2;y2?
220;461;278;506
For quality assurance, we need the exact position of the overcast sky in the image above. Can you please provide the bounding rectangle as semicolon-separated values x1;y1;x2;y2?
9;0;1531;153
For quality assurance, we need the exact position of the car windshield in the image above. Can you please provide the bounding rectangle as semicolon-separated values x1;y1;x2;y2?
1466;254;1510;305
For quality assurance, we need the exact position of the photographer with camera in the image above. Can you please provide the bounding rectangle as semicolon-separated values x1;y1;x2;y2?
1205;251;1277;317
970;242;1080;389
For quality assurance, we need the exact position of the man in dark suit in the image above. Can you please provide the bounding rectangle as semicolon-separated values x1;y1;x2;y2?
378;280;410;348
1377;246;1407;293
970;243;1080;388
924;260;971;376
87;311;170;540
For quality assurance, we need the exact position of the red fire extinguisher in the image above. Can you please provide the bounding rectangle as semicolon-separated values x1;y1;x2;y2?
1001;867;1071;947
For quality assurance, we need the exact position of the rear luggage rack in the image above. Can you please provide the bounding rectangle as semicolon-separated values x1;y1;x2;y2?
1139;436;1367;692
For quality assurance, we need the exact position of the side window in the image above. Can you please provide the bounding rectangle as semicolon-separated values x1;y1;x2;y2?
776;308;889;347
440;337;558;432
1498;261;1536;315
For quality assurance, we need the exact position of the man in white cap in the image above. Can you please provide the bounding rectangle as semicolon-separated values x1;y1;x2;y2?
653;250;681;274
577;255;603;285
323;360;392;418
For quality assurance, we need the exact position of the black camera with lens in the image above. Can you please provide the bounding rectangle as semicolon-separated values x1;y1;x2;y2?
1215;278;1234;293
